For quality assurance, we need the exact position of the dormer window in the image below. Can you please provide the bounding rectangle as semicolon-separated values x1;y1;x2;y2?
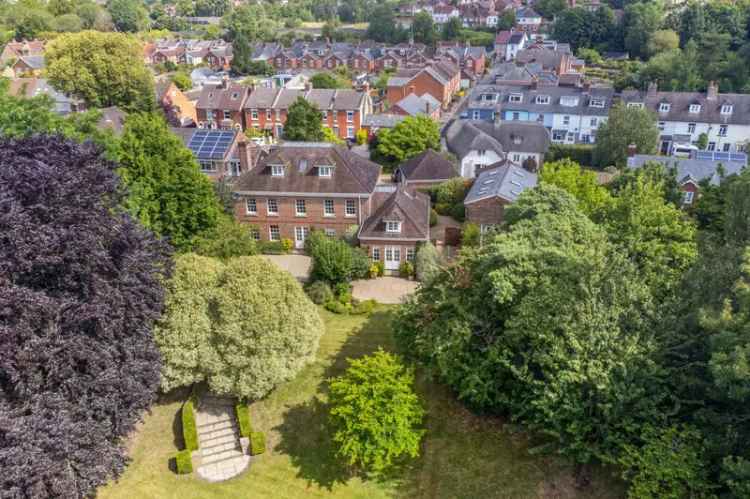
386;221;401;233
689;104;701;113
589;98;605;108
318;166;333;177
509;93;523;103
627;102;644;109
721;104;733;115
270;165;285;176
560;96;579;107
659;102;671;113
536;95;550;105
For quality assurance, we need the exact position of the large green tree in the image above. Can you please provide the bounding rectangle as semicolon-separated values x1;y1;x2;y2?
116;113;222;251
539;158;612;217
284;97;325;142
623;1;663;60
155;254;324;399
376;115;440;164
593;103;659;167
366;4;404;43
106;0;148;32
412;11;437;45
46;31;154;111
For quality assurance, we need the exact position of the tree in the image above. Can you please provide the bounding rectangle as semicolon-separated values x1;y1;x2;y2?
193;217;259;259
623;2;663;60
284;97;325;142
539;158;612;217
46;31;154;112
536;0;567;20
311;72;347;89
647;29;679;57
155;254;324;399
6;6;52;40
116;113;222;251
593;103;659;167
221;4;275;42
106;0;148;32
328;350;425;473
0;135;170;497
307;230;370;284
367;4;403;43
51;13;83;32
376;115;440;164
415;242;441;283
441;17;463;41
170;71;192;91
412;11;437;45
497;10;516;31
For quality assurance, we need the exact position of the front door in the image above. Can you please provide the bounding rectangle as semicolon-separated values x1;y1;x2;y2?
384;246;401;271
294;227;309;249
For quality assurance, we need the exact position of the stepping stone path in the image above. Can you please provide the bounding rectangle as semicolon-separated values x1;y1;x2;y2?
194;395;250;482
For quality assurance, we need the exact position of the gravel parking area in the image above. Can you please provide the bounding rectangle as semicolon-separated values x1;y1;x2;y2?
351;277;419;304
262;254;311;282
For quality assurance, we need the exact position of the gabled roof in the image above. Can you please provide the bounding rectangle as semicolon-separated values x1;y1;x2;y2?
196;82;248;111
359;187;430;241
397;150;458;181
516;7;541;18
445;119;505;160
233;142;381;195
393;93;440;116
626;153;746;186
474;121;551;154
464;163;537;204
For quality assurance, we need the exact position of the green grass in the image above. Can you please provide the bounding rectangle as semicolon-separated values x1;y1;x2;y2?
98;308;626;499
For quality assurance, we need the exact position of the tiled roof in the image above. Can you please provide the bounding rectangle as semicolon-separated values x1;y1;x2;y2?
445;119;551;159
244;88;365;111
626;153;746;186
464;163;537;204
359;187;430;240
394;93;440;116
233;142;381;195
196;82;249;111
397;150;458;181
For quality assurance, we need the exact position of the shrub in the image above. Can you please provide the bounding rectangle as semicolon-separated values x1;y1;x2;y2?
182;400;199;451
429;208;438;227
325;300;351;314
259;241;288;254
356;128;368;145
461;223;480;247
415;242;441;283
545;144;595;167
306;280;334;305
250;431;266;455
399;261;414;278
450;203;465;222
352;299;377;315
369;263;380;279
236;404;252;438
175;449;193;474
334;282;352;304
307;231;369;284
193;217;258;260
374;260;385;277
433;178;469;221
328;350;425;472
281;238;293;252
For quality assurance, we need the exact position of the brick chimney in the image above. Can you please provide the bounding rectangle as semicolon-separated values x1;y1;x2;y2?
647;81;658;97
221;75;229;89
627;143;637;158
529;77;537;90
707;81;718;101
238;138;251;173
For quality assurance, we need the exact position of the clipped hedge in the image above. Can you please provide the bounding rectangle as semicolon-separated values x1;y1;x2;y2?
545;144;595;168
175;449;193;474
182;400;199;451
306;280;333;305
236;404;252;438
250;431;266;455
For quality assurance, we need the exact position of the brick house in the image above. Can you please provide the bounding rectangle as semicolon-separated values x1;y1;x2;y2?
436;44;487;76
463;163;537;231
172;128;251;180
244;88;372;141
155;81;197;126
195;80;250;129
386;61;461;110
358;186;431;272
390;93;442;120
0;40;44;67
394;149;459;189
232;142;381;248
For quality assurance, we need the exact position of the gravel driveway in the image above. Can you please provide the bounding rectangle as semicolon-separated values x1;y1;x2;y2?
351;277;419;304
262;254;311;282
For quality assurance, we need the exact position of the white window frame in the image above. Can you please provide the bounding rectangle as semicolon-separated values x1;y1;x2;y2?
721;104;733;115
199;160;217;172
345;199;357;217
386;221;401;233
509;93;522;103
708;142;716;151
245;198;257;215
562;115;570;126
251;109;258;120
271;165;284;176
346;110;354;123
689;104;701;114
325;228;336;237
324;199;335;216
688;123;696;133
658;103;670;113
223;110;231;120
295;199;306;216
250;227;260;240
683;191;694;205
472;110;480;120
627;102;644;109
406;248;415;261
269;225;280;241
318;166;333;177
347;126;354;138
719;125;728;137
658;122;665;131
536;95;550;105
590;117;598;127
267;198;278;215
589;98;605;108
372;247;380;261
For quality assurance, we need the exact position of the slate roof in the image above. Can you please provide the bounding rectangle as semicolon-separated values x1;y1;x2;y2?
464;163;537;204
244;88;366;111
359;187;430;241
620;84;750;126
515;48;566;71
387;61;459;88
626;154;746;186
196;82;249;111
233;142;381;195
445;119;505;160
498;84;614;116
516;7;541;18
394;93;440;116
445;119;551;159
362;114;406;128
16;55;45;70
397;150;458;181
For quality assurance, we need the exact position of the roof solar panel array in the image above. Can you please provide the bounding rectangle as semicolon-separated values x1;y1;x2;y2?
187;130;236;160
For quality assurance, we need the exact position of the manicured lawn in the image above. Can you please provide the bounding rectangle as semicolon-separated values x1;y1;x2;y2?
98;308;626;499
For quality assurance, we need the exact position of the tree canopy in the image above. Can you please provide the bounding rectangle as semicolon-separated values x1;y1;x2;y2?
539;158;612;216
155;254;324;399
45;30;154;111
376;115;440;164
0;135;170;497
284;97;325;142
593;103;659;167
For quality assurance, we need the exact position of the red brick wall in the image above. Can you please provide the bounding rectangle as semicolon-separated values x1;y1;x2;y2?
358;241;418;268
465;197;508;226
197;108;244;127
245;108;361;140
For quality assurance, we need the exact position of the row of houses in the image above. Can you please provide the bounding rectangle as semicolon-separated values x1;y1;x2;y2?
144;39;233;70
398;0;541;31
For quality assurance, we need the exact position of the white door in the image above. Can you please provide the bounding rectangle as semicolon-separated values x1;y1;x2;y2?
294;227;308;249
384;246;400;270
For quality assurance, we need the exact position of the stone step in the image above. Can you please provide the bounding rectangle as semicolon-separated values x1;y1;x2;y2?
200;446;243;464
201;396;236;407
196;454;250;482
199;431;238;448
196;419;235;433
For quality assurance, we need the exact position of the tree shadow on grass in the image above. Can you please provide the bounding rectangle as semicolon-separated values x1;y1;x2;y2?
274;308;396;490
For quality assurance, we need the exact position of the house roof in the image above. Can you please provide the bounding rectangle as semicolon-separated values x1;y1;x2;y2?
98;107;127;135
359;186;430;240
362;113;406;128
445;119;551;159
515;48;566;71
394;93;440;116
233;142;381;195
196;82;248;111
464;163;537;204
16;55;45;70
445;119;505;160
516;7;541;18
397;149;458;181
497;84;614;116
244;88;366;111
626;153;746;186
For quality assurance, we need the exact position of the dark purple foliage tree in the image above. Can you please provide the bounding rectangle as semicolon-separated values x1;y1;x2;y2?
0;135;171;498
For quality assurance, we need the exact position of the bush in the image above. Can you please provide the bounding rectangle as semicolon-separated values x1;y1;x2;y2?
182;400;199;451
450;203;465;222
369;263;380;278
258;241;289;254
415;242;441;283
461;223;480;247
352;299;377;315
334;282;352;304
175;449;193;474
429;208;438;227
325;300;352;314
399;261;414;278
432;178;469;221
374;260;385;277
307;230;369;284
281;238;293;252
306;280;334;305
356;128;368;145
250;431;266;455
236;404;252;438
328;349;425;472
545;144;595;167
193;217;258;260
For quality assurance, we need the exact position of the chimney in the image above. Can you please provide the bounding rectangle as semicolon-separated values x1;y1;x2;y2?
582;80;590;92
362;81;370;95
707;80;718;101
627;143;637;158
647;81;657;97
238;139;250;173
529;77;537;90
221;75;229;89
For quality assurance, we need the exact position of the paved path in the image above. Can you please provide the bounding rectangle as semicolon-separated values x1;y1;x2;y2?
194;395;249;482
352;276;419;304
262;254;311;282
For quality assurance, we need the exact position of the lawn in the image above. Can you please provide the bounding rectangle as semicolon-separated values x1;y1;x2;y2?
98;308;626;499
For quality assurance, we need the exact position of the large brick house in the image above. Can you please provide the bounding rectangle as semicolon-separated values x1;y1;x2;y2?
358;186;431;272
243;88;372;140
232;142;381;248
386;61;461;110
464;163;537;232
155;80;197;126
195;80;250;130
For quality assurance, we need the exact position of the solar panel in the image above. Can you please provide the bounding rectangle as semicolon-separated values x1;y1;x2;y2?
187;130;236;160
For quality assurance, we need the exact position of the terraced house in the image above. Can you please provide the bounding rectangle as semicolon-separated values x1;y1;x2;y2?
386;61;461;110
195;79;250;130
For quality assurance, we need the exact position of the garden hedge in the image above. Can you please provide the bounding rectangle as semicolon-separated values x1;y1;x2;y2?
175;449;193;474
236;404;252;438
182;400;199;451
545;144;595;168
250;431;266;455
